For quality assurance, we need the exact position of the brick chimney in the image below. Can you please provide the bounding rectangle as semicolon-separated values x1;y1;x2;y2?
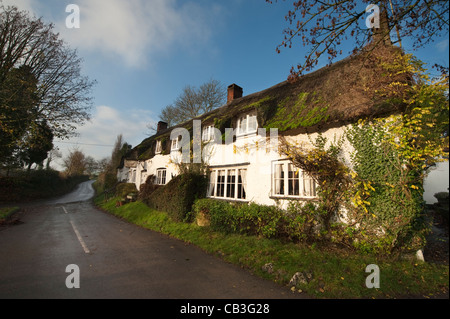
227;84;243;103
371;4;392;46
157;121;168;133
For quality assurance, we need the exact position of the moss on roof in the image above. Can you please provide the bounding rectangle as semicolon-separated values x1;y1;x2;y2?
126;44;408;161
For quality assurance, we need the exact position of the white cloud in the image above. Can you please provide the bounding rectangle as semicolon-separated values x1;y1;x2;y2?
57;0;222;68
436;39;449;52
1;0;38;14
78;105;154;147
53;105;156;170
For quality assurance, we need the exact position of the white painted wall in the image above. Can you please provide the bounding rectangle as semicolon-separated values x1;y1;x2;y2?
118;122;446;207
423;160;449;204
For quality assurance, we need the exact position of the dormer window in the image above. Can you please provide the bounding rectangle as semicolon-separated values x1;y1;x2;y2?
237;113;258;136
202;125;215;142
155;140;162;154
171;136;180;151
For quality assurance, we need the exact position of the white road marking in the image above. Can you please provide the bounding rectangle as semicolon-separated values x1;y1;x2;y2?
62;207;69;214
70;220;90;254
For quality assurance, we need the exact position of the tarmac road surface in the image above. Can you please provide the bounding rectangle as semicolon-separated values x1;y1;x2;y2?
0;181;303;300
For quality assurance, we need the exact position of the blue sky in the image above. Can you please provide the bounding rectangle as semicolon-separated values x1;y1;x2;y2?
4;0;449;169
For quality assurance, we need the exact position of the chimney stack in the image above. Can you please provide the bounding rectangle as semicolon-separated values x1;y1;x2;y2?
227;84;243;103
157;121;168;133
371;4;392;46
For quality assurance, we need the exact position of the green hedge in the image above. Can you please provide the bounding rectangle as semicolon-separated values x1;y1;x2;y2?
192;198;328;242
142;173;208;222
0;170;89;202
116;183;138;198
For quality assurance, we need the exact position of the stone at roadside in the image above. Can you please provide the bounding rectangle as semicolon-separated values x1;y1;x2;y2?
289;271;313;287
262;263;274;274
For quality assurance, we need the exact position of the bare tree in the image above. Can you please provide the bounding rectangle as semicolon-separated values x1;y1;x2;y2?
197;79;227;114
159;104;180;128
62;148;87;177
267;0;449;78
158;79;226;127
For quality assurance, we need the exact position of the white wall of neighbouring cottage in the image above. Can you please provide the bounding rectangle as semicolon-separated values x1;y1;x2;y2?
423;160;449;204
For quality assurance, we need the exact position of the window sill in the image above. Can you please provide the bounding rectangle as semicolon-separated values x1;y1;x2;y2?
207;196;249;203
236;131;257;138
269;195;318;201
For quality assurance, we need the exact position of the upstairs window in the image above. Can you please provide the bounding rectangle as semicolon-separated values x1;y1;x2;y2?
202;125;215;142
237;114;258;136
171;137;180;151
155;140;162;154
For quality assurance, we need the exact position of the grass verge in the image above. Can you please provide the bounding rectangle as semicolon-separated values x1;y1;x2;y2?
95;196;449;299
0;207;20;221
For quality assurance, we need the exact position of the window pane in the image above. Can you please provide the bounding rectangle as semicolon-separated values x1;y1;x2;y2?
161;169;166;184
247;115;257;132
171;139;178;150
237;169;246;199
155;141;162;153
274;164;284;195
208;171;216;197
302;172;316;197
226;169;236;198
202;126;213;142
288;164;299;196
238;116;247;134
216;170;225;197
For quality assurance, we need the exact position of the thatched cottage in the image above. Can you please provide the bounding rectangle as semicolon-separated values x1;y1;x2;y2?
117;39;436;208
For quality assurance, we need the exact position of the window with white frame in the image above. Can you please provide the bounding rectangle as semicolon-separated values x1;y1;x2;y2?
208;167;247;200
272;160;317;198
202;125;215;142
237;113;258;136
155;140;162;154
156;168;167;185
171;136;180;151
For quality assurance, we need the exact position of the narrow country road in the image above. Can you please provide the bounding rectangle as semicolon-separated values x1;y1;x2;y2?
0;181;302;299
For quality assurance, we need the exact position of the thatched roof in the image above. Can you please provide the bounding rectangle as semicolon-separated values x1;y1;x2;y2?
125;44;408;162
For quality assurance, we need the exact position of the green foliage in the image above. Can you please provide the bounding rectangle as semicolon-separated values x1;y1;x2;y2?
283;200;330;243
19;121;54;170
346;119;430;255
192;198;332;243
0;207;19;220
142;172;208;222
116;183;138;198
0;170;88;202
0;65;39;162
280;133;351;234
276;54;448;256
137;175;160;201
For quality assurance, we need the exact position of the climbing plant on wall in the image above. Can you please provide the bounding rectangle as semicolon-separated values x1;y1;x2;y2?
281;53;448;255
